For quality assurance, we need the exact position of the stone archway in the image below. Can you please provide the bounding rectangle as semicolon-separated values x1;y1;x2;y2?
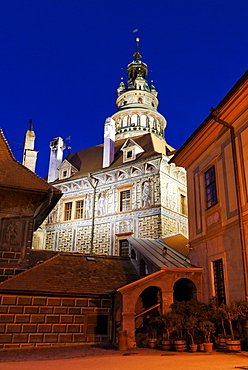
173;278;197;302
135;286;161;346
117;268;202;347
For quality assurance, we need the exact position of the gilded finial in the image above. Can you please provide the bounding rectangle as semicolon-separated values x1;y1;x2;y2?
133;37;142;60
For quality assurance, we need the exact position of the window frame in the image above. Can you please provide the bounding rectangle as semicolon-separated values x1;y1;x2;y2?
117;185;132;213
62;197;86;222
205;165;218;209
63;201;73;221
180;193;187;215
123;148;135;162
75;199;85;220
211;258;226;306
119;239;130;257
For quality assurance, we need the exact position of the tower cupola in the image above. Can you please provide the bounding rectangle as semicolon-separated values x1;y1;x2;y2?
112;38;167;141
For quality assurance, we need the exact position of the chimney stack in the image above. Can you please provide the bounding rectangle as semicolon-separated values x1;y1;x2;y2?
47;137;65;183
103;117;115;168
22;119;38;172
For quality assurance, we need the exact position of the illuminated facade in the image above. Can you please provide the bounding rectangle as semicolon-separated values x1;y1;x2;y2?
34;40;188;255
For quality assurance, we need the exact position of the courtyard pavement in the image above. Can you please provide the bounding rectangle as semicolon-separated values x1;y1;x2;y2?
1;346;248;370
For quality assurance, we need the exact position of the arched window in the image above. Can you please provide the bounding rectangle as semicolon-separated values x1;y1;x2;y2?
173;278;197;302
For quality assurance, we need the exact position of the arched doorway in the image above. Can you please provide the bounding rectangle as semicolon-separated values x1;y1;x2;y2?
135;286;161;346
173;278;197;302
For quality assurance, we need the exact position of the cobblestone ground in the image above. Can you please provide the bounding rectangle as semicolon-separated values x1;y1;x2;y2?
1;346;248;370
0;345;120;362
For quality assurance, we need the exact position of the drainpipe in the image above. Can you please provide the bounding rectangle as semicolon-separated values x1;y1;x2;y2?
87;173;99;253
211;108;248;302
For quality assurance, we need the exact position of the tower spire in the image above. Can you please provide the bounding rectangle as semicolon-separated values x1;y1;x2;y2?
133;37;142;60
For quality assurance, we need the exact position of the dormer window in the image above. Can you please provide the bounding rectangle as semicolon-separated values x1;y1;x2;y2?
58;159;78;180
121;138;144;164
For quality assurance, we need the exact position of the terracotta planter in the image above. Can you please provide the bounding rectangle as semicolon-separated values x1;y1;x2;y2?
204;342;213;353
162;340;173;351
226;339;241;352
199;343;205;351
148;338;157;348
174;340;187;352
190;344;198;352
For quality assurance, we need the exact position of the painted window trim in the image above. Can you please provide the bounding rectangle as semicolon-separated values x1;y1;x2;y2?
62;197;86;222
117;185;132;213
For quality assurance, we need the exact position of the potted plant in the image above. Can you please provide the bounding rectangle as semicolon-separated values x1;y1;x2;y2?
172;312;187;351
160;311;176;350
220;301;243;351
199;320;215;353
185;316;198;352
209;298;228;350
146;317;160;348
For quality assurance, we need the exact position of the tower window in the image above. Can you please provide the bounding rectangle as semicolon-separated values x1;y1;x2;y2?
64;202;72;221
205;166;217;208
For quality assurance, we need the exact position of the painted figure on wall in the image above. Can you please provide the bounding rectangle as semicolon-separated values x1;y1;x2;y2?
85;194;92;218
98;192;106;216
142;180;152;207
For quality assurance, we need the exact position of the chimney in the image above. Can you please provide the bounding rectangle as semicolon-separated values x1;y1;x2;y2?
47;137;65;183
103;117;115;168
22;119;38;172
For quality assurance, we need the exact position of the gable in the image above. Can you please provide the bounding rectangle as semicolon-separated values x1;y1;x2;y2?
121;138;145;163
58;159;78;180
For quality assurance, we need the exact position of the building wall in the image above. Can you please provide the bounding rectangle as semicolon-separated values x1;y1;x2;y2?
183;81;248;303
35;154;188;255
0;294;112;349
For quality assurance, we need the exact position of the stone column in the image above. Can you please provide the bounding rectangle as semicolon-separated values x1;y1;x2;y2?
120;292;137;347
161;288;174;313
122;311;136;346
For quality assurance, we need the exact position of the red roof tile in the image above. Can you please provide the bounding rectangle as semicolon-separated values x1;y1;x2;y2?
0;253;140;296
0;129;60;193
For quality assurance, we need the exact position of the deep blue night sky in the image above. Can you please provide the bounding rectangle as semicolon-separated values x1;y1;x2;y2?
1;0;247;178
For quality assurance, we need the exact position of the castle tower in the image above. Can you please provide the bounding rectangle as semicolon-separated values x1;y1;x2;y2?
22;119;38;172
112;38;167;141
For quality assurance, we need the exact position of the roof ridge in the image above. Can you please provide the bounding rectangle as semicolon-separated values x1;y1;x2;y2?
0;128;15;160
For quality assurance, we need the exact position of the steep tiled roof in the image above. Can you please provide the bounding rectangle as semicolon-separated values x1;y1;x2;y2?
127;237;191;268
162;234;189;257
0;129;56;193
0;129;61;228
54;133;171;182
0;253;140;296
